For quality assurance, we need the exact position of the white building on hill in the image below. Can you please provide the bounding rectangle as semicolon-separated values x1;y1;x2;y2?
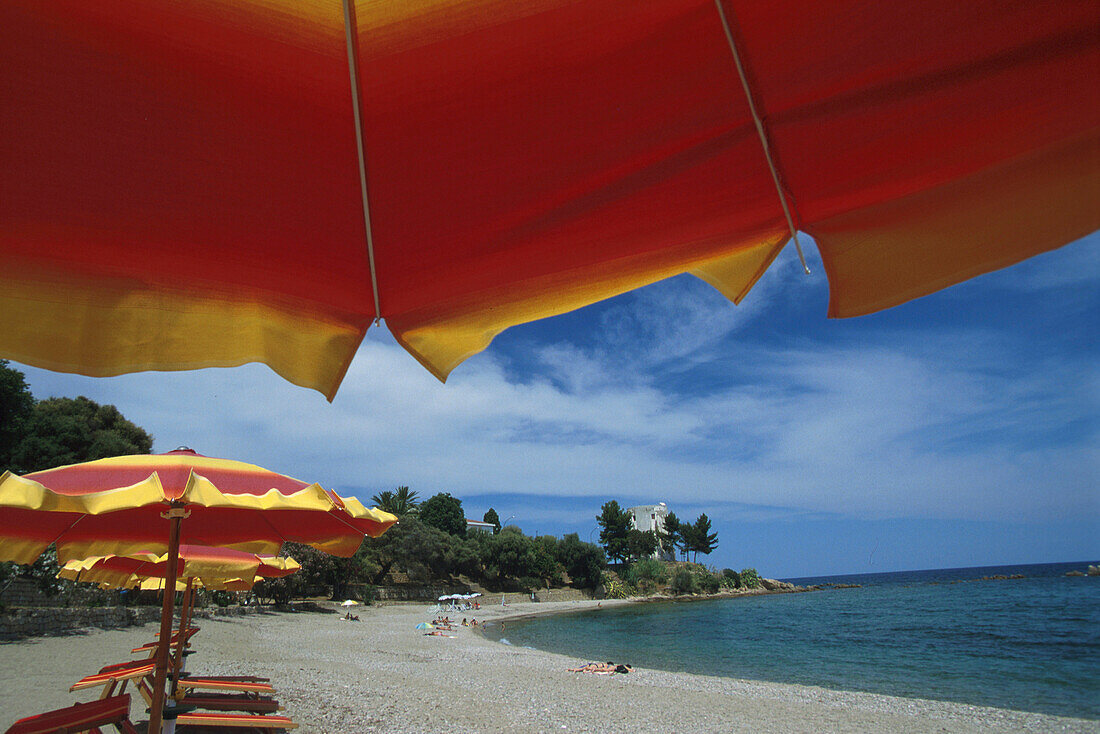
627;502;673;560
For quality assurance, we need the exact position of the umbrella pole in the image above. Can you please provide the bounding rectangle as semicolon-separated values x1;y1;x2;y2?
148;506;186;734
169;578;195;696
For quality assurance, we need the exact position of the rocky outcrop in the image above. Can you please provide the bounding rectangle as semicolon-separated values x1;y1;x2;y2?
1088;565;1099;576
760;578;797;591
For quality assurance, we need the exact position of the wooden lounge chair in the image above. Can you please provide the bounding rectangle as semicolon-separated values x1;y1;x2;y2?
66;668;296;731
136;677;282;715
74;660;279;714
71;660;157;698
166;710;298;731
4;694;138;734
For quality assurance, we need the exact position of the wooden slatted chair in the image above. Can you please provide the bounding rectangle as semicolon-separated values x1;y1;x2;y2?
4;694;138;734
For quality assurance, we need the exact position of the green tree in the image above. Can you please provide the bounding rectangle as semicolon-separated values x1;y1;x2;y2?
10;396;153;473
0;360;34;472
554;533;606;588
596;500;631;564
483;508;501;534
689;514;718;562
669;567;696;594
658;512;683;561
276;542;350;599
419;492;467;537
370;486;420;516
625;528;658;562
355;516;477;585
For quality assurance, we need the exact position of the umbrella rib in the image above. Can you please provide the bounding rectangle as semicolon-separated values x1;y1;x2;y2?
43;512;88;560
713;0;811;275
342;0;382;325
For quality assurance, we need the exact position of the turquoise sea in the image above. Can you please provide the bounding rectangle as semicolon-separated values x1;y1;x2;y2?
486;561;1100;719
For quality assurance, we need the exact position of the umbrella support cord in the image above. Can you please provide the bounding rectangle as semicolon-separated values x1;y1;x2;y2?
342;0;382;326
713;0;811;276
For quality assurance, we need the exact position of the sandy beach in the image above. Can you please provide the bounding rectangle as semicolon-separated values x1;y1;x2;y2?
1;599;1095;734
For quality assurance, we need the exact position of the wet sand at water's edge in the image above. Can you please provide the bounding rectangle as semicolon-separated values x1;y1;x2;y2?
1;599;1095;733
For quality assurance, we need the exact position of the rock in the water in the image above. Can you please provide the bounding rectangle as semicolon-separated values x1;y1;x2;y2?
1066;570;1085;577
1088;565;1099;576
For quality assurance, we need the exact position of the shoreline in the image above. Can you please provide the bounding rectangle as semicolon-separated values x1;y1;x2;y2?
1;598;1096;733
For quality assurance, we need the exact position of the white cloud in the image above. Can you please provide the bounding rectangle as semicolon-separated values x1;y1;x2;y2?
18;312;1096;527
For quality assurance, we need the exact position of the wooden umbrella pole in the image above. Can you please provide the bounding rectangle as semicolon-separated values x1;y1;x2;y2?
169;578;195;696
148;506;186;734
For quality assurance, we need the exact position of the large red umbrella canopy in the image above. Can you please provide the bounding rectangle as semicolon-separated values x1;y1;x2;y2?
0;448;396;565
0;1;1096;398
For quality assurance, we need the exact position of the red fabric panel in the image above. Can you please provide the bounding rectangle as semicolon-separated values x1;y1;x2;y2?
0;1;374;320
5;695;130;734
26;450;311;497
727;0;1100;223
361;1;781;318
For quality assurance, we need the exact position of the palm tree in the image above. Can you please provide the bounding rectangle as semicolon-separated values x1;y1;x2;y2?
371;486;420;516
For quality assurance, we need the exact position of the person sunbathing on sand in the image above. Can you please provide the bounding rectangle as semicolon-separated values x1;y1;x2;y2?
568;662;632;674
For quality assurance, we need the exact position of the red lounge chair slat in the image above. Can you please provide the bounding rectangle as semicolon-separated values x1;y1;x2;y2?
71;661;156;692
173;712;297;730
177;678;275;694
4;694;138;734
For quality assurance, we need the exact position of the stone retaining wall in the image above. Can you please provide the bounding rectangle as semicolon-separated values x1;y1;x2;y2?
368;585;595;605
0;603;283;640
0;606;162;639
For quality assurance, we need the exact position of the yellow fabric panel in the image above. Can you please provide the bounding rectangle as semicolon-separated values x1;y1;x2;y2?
0;471;165;514
0;268;366;401
689;235;787;305
337;495;400;535
54;538;286;566
259;556;301;572
2;538;59;565
390;237;787;381
813;132;1100;318
183;476;336;512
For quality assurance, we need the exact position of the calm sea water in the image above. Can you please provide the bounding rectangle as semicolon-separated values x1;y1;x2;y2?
486;561;1100;719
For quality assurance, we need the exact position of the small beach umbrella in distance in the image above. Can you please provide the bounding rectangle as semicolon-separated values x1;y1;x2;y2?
0;3;1095;399
0;448;397;733
341;599;360;607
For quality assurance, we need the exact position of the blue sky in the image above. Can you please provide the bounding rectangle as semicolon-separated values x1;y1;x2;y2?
12;232;1099;578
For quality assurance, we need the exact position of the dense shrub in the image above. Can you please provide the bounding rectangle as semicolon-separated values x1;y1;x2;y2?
694;568;721;594
740;568;761;589
721;568;741;588
602;573;629;599
625;557;667;593
669;567;696;594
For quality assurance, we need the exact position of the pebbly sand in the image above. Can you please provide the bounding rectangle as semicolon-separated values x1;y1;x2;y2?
1;599;1096;734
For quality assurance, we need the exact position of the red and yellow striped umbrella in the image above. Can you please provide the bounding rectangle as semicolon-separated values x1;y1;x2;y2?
0;1;1095;399
0;447;395;732
0;448;395;564
58;545;301;590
